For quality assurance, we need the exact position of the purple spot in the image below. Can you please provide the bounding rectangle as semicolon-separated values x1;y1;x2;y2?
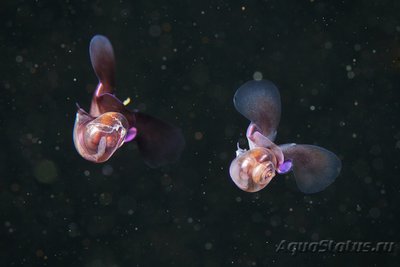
277;160;293;174
125;127;137;142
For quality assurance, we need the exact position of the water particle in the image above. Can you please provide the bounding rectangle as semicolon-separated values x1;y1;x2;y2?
194;131;203;140
324;42;332;49
253;71;263;81
16;55;23;63
102;164;113;176
34;160;58;184
347;71;355;79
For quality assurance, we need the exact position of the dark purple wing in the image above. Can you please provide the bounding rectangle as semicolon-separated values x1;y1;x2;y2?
89;35;116;95
233;80;281;141
134;112;185;168
280;144;341;194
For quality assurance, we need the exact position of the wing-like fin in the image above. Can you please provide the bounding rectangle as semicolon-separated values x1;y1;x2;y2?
134;112;185;168
89;35;116;95
280;144;341;193
234;80;281;141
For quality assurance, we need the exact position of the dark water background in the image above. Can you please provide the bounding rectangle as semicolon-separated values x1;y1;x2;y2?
1;0;400;266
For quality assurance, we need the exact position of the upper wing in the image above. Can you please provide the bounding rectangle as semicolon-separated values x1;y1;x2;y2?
89;35;116;95
234;80;281;141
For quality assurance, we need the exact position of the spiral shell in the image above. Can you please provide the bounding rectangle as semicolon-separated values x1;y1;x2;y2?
74;111;128;163
229;147;277;192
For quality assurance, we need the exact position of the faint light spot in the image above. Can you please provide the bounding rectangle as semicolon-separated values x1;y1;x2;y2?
396;140;400;149
339;121;346;127
241;6;246;11
354;100;358;106
73;78;77;82
270;215;281;227
310;105;315;111
162;22;172;33
120;9;130;18
11;183;20;192
84;170;90;176
36;249;44;258
34;160;58;184
194;131;203;140
102;164;113;176
352;133;357;138
149;25;161;37
372;49;376;54
253;71;263;81
99;192;113;206
354;44;361;51
347;71;355;79
369;207;380;219
346;65;352;71
364;176;372;184
16;55;23;63
235;196;242;202
118;196;137;215
324;41;332;49
161;65;167;70
205;242;213;250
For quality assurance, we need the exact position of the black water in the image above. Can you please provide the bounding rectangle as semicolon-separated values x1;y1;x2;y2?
1;0;400;266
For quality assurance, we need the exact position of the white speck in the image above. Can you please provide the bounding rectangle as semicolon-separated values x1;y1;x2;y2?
102;164;113;176
352;133;357;138
84;170;90;176
347;71;355;79
161;65;167;70
354;101;358;106
253;71;263;81
310;105;315;111
205;242;213;250
73;78;77;82
16;55;23;63
324;41;332;49
346;65;352;71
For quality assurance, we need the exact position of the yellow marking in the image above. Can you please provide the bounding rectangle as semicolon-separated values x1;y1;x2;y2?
123;97;131;106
